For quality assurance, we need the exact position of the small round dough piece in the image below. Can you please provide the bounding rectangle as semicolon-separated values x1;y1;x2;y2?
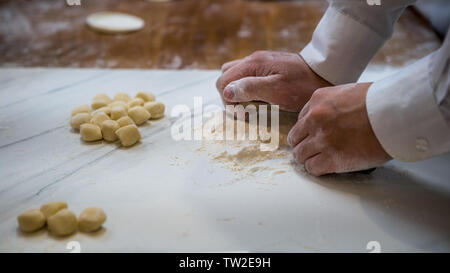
86;12;145;34
101;120;120;142
47;209;77;237
92;106;111;116
110;106;128;120
92;94;112;110
80;123;103;141
78;207;107;232
40;201;68;218
93;93;112;104
136;91;155;102
17;209;46;232
90;112;110;127
144;101;165;119
116;125;141;147
70;113;91;129
109;100;129;110
117;116;135;127
127;98;144;108
71;105;90;117
91;99;108;110
128;106;151;125
114;92;132;102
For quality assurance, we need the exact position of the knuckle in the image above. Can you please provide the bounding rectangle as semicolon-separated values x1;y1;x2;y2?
250;50;268;61
311;87;329;101
220;63;228;71
311;87;333;100
315;87;326;93
239;81;253;96
309;106;329;121
315;87;328;95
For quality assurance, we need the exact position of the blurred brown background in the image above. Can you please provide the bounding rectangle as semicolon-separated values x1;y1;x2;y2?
0;0;441;69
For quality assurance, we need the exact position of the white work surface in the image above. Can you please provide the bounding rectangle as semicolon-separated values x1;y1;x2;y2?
0;67;449;253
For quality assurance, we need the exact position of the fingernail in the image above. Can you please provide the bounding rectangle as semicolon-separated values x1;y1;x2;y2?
224;83;235;100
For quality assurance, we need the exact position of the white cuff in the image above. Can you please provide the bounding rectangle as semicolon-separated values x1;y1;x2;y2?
300;7;386;85
366;55;450;162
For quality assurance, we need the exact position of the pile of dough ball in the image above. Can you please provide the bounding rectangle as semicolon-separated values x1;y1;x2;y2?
70;92;165;147
17;201;107;237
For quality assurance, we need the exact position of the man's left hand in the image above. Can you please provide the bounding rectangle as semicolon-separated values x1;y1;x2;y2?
287;82;392;176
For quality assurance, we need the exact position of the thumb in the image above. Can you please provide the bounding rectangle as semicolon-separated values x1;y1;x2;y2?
223;75;279;103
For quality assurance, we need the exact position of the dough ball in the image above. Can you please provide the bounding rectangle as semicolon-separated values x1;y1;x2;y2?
40;201;68;218
110;106;128;120
117;116;135;127
90;112;110;127
91;99;109;110
115;125;141;147
114;92;131;102
78;207;107;232
101;120;120;142
128;106;151;125
80;123;103;141
144;101;165;119
109;100;129;111
17;209;46;232
127;98;144;108
92;106;111;117
70;113;91;130
47;209;77;237
93;93;112;104
71;105;91;117
136;91;155;102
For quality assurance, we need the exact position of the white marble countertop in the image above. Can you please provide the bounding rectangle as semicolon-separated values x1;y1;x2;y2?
0;67;449;253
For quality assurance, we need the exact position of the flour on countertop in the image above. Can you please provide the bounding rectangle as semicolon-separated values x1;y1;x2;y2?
195;110;299;181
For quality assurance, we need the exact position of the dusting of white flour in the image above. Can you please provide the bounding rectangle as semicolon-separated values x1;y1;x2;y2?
195;110;301;182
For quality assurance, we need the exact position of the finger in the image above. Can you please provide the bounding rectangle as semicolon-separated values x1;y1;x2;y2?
298;86;330;120
216;61;256;93
223;75;281;103
292;138;321;165
304;153;332;176
287;117;308;147
297;99;311;120
221;59;242;73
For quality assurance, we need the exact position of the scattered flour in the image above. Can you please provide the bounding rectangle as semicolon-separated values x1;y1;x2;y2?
195;109;299;181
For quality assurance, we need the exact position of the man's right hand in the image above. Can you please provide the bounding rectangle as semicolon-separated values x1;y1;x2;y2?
216;51;332;112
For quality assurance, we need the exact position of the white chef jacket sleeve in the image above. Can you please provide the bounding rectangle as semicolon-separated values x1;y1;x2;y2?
300;0;450;162
366;29;450;161
301;0;416;85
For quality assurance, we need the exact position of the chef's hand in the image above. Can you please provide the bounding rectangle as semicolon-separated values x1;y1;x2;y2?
287;82;392;176
216;51;331;112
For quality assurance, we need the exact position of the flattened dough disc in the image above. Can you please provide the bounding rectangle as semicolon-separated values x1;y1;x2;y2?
86;11;144;34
